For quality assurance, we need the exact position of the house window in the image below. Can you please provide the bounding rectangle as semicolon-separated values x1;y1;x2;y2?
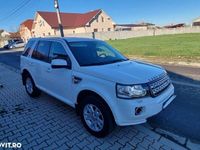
94;29;98;32
96;17;98;23
102;17;104;22
107;17;111;20
102;28;104;31
43;33;45;37
54;30;56;35
108;28;111;31
73;31;75;34
48;32;51;36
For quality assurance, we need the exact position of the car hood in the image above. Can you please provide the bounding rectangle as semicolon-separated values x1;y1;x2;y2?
77;60;166;84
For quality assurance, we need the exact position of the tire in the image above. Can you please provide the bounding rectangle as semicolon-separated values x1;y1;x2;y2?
24;75;41;98
80;95;115;138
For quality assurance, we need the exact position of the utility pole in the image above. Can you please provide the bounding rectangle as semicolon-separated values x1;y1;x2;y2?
54;0;64;37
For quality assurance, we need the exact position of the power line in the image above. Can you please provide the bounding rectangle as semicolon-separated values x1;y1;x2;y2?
0;0;32;22
1;0;29;16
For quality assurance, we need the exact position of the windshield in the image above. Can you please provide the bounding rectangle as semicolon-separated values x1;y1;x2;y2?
67;41;128;66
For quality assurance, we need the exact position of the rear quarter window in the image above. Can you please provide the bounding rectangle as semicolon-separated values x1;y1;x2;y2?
22;40;35;57
31;40;51;63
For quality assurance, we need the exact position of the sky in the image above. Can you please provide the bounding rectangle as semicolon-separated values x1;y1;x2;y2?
0;0;200;31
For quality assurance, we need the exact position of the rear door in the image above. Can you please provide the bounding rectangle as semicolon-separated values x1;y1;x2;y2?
15;41;21;48
21;39;36;75
18;41;25;47
30;40;51;89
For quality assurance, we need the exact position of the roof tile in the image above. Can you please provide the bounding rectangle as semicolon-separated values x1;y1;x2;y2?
20;19;34;30
37;9;101;28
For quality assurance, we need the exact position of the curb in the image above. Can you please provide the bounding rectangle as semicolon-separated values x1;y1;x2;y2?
143;121;200;150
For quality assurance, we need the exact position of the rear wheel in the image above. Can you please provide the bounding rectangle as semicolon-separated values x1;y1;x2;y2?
24;75;41;98
80;95;115;138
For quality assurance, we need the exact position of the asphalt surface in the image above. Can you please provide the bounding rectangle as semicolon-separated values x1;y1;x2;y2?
148;70;200;142
0;48;21;69
0;48;200;142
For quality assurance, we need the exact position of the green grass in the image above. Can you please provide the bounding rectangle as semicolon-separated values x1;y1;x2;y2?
107;33;200;57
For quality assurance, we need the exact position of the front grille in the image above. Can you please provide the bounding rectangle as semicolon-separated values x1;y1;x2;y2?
148;73;171;97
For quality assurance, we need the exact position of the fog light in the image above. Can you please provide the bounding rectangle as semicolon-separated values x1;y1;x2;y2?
135;107;144;116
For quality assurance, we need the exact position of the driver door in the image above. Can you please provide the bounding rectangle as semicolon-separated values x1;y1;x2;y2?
44;41;73;105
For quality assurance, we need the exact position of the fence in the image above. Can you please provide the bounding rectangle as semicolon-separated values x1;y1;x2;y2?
65;26;200;40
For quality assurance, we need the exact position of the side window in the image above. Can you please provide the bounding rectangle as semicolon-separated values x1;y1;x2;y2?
22;40;34;56
49;42;67;61
32;41;51;62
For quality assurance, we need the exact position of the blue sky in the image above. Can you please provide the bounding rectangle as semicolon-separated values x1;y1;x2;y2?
0;0;200;31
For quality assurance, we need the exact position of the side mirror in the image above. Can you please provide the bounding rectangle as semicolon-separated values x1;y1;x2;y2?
51;59;69;69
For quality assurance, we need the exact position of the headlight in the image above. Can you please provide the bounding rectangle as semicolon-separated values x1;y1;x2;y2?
116;84;147;99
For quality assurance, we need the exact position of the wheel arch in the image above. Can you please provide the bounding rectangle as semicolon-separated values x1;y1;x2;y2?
22;69;31;85
76;89;116;123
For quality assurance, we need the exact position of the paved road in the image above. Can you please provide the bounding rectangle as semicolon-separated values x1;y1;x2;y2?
0;48;22;69
0;48;200;142
148;65;200;141
0;64;188;150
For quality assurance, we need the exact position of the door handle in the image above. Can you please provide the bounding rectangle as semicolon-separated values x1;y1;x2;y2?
29;62;34;66
46;68;51;73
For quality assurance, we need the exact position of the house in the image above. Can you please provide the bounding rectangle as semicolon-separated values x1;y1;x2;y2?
31;9;115;37
192;17;200;26
164;23;185;28
0;30;10;37
9;32;21;39
19;19;33;42
115;22;155;31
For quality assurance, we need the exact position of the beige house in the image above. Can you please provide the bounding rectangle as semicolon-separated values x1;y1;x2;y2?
0;30;10;37
192;17;200;26
31;9;115;37
19;19;33;42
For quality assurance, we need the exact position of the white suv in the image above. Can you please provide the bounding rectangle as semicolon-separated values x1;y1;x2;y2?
20;37;176;137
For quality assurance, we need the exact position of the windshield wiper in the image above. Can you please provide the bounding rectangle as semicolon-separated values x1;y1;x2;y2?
82;62;109;66
108;59;128;64
82;59;129;67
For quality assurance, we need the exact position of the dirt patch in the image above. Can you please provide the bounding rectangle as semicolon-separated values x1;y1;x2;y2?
127;55;200;68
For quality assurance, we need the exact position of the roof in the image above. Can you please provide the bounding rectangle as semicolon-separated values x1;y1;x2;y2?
64;37;100;42
29;37;100;42
193;17;200;22
116;22;155;27
20;19;34;30
164;23;185;28
9;32;21;39
136;22;155;26
37;9;102;29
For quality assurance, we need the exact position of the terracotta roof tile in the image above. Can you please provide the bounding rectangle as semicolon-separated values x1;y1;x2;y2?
37;9;101;29
20;19;34;30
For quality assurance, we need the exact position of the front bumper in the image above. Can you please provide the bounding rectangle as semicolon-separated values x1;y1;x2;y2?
113;84;176;126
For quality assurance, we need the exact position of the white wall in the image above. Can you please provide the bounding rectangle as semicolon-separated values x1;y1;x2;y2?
64;26;200;40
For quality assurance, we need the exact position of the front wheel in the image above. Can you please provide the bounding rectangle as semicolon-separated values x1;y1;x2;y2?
24;75;41;98
80;95;115;138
